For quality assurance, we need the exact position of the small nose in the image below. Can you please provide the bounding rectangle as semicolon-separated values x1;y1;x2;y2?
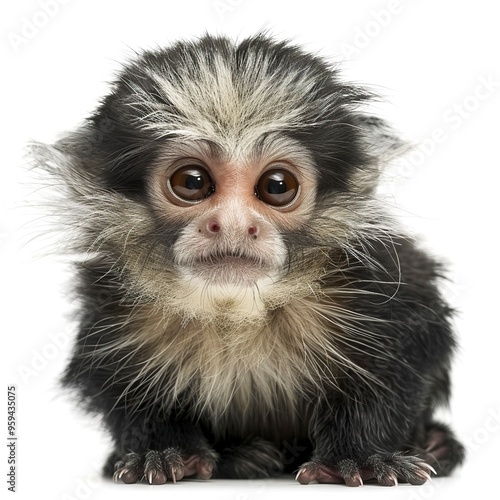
202;219;259;238
207;221;221;234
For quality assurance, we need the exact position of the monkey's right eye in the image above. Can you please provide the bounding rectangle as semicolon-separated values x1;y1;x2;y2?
168;165;215;203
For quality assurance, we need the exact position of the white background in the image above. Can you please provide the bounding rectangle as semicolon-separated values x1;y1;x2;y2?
2;1;499;499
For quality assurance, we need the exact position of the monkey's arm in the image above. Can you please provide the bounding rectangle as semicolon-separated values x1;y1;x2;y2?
299;377;432;485
297;238;464;485
103;406;218;484
62;260;218;484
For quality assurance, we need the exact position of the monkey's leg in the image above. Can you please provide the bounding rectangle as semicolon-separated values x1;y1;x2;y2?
106;413;219;484
296;394;437;487
297;421;466;486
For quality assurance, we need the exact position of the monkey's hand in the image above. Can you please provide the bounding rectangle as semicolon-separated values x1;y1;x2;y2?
113;447;218;484
296;453;435;486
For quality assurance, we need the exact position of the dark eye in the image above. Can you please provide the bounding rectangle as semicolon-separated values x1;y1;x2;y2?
256;169;299;207
168;165;214;202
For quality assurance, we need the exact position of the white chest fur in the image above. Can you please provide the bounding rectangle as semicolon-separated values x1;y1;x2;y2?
114;280;342;440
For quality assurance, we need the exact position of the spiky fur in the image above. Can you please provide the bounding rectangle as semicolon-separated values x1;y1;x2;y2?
30;34;464;484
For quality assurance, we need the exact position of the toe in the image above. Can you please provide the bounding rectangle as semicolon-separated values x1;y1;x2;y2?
196;459;214;480
378;472;398;487
296;462;345;485
146;469;167;485
344;472;363;487
114;466;143;484
113;452;144;484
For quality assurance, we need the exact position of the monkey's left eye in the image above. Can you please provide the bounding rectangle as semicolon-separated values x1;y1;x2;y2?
168;165;215;203
255;169;300;208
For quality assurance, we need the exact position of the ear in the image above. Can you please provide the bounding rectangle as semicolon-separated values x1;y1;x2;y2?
357;115;410;163
351;115;411;193
28;126;102;200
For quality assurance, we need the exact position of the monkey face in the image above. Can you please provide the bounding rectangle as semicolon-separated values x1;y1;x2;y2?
147;134;318;288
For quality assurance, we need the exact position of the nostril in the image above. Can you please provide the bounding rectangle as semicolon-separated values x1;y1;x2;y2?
207;221;221;234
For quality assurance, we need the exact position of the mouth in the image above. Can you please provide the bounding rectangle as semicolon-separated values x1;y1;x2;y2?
197;251;262;266
185;251;272;285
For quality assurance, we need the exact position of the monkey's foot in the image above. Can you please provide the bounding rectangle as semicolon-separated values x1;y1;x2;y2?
113;448;218;484
421;422;466;475
296;453;435;486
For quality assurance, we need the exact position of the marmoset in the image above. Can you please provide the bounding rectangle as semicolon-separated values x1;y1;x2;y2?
32;34;465;486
